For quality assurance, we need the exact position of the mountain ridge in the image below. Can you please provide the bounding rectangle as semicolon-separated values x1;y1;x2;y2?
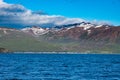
0;22;120;53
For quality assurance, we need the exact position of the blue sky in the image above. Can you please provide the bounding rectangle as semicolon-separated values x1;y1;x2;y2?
4;0;120;25
0;0;118;28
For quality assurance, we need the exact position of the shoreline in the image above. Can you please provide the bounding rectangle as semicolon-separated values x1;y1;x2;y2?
0;51;120;54
13;52;82;54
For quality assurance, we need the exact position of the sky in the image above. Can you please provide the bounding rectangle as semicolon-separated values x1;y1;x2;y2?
0;0;120;28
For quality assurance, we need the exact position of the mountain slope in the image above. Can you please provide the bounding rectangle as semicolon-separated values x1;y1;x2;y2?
49;25;120;42
0;22;120;53
0;28;63;52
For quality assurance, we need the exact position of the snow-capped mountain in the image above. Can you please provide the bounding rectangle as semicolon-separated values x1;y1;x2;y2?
0;23;120;53
21;26;49;36
1;21;119;42
21;22;111;36
18;21;120;43
53;22;109;30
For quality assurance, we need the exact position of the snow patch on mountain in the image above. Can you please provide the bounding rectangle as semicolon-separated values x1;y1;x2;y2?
21;26;49;36
21;22;112;36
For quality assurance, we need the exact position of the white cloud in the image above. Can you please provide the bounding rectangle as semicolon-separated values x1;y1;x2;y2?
0;0;84;27
0;0;7;4
91;20;111;25
0;0;3;3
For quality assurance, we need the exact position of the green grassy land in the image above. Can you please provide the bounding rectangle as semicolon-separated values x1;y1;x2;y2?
0;30;120;53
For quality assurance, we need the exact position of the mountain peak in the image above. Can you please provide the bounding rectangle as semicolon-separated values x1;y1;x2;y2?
21;26;49;36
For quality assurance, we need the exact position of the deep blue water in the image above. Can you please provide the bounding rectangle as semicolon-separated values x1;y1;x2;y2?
0;53;120;80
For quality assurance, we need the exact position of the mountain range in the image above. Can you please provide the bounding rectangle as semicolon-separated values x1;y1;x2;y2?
0;22;120;53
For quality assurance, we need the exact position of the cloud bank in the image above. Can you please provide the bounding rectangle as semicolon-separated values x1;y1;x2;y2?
0;0;85;28
0;0;4;4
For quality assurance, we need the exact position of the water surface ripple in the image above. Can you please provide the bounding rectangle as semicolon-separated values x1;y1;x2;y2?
0;53;120;80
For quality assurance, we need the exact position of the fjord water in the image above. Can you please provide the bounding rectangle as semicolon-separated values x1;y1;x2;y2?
0;53;120;80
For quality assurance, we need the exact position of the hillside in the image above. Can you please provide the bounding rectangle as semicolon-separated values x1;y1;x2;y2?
0;23;120;53
0;28;62;52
